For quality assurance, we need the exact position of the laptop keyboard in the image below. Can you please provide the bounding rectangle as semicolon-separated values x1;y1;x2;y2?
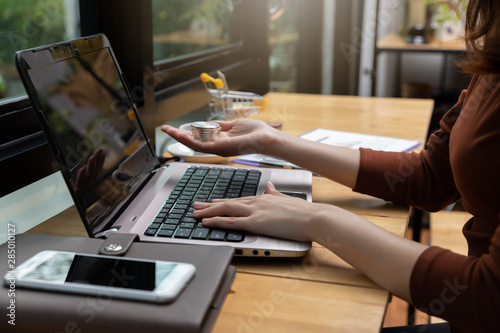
144;166;261;242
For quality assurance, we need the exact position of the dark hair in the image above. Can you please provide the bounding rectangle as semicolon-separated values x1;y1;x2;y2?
458;0;500;74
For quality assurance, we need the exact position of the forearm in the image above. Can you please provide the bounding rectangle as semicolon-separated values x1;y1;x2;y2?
310;206;428;302
262;129;425;299
266;133;360;188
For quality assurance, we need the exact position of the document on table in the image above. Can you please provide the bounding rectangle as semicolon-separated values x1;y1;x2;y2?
299;128;421;152
232;128;421;169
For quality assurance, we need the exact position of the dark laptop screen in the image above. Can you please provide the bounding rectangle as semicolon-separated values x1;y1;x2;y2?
24;44;157;235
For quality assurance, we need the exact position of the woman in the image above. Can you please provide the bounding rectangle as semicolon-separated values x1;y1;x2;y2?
162;1;500;332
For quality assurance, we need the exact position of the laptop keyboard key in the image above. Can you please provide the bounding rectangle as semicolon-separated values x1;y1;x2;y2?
165;218;181;225
145;228;158;236
162;224;177;230
146;166;255;243
150;222;161;229
180;222;195;229
209;229;226;241
157;229;174;237
153;217;164;223
175;228;193;239
227;232;244;242
192;227;210;239
182;217;197;223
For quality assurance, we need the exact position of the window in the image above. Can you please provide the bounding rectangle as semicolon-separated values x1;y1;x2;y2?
269;0;299;92
152;0;239;64
0;0;80;100
80;0;270;142
1;0;269;197
0;0;80;197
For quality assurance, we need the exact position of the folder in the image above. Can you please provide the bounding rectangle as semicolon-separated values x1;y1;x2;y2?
0;233;235;333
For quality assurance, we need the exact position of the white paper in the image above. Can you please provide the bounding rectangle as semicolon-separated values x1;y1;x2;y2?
300;128;421;152
233;129;420;168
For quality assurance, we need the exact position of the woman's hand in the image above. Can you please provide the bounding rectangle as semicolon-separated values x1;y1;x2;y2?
161;119;286;157
74;149;106;193
193;182;327;242
194;180;428;303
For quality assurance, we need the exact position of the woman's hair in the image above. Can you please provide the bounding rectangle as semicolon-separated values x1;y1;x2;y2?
459;0;500;74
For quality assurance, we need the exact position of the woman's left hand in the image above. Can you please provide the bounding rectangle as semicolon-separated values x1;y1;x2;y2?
193;181;323;242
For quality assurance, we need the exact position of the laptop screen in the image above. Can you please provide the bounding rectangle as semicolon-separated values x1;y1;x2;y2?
21;37;157;235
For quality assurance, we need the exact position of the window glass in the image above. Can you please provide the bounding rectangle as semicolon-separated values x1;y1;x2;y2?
0;0;80;101
269;0;298;92
152;0;241;64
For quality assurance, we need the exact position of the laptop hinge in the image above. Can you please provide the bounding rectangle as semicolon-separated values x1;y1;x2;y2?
94;226;122;239
98;233;139;256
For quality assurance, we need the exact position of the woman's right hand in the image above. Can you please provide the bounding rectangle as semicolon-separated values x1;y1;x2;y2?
161;119;286;157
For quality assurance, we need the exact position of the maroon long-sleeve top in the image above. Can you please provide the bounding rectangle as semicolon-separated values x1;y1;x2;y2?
353;74;500;333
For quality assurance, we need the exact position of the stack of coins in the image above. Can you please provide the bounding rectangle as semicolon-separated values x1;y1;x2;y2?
191;121;221;142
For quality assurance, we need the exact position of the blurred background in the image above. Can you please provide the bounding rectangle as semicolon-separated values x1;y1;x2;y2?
0;0;472;326
0;0;469;98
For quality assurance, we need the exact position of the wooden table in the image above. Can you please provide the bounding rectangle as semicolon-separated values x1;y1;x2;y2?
377;33;465;53
28;93;434;332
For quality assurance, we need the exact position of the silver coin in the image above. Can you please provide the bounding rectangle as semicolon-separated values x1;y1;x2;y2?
192;121;221;129
192;122;221;142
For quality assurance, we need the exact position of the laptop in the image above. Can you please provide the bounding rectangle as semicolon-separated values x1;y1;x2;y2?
15;34;312;257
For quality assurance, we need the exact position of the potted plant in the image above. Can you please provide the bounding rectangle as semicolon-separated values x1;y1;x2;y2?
426;0;467;42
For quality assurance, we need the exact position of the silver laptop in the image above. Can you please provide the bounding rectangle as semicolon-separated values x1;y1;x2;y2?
15;34;312;257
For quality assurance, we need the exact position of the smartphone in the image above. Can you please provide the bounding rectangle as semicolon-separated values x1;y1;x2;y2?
4;250;196;303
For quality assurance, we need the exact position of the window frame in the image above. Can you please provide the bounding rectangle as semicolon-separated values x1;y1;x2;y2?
79;0;270;108
0;96;58;197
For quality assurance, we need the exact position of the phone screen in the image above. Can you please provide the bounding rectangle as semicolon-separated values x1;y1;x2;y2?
22;252;177;291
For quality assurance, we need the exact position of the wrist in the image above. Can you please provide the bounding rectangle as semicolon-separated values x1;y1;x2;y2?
308;204;358;248
307;204;335;244
265;129;294;158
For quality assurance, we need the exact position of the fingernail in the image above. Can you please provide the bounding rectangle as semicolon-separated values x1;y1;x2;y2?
266;181;276;192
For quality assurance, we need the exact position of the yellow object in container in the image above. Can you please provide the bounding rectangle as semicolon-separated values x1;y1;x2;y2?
200;70;266;120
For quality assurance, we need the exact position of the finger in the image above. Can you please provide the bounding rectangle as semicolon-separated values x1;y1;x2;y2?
96;150;106;169
207;194;267;206
163;126;208;151
75;166;88;186
160;125;175;135
162;125;226;153
193;201;252;219
87;155;99;180
212;120;237;131
192;201;232;211
161;126;192;142
201;215;252;230
192;200;241;209
265;181;289;198
160;125;178;134
265;181;278;194
90;150;105;178
192;201;212;210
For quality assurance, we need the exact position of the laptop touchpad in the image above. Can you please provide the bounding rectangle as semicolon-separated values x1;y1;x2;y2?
280;192;308;200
